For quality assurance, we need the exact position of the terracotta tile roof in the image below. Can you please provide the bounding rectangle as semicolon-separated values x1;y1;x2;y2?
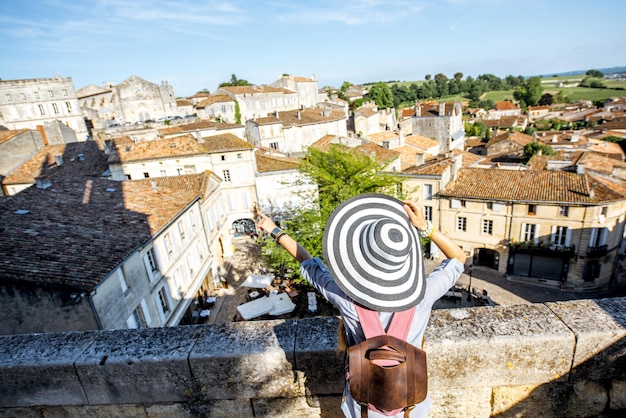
0;175;203;291
195;95;233;108
439;168;625;204
309;134;337;152
405;134;438;149
364;131;398;144
495;101;519;111
600;120;626;130
586;139;624;157
176;99;192;107
526;151;584;170
402;158;452;175
401;108;416;118
0;129;29;145
354;107;378;118
528;105;551;112
108;133;253;163
356;142;400;163
3;141;110;186
187;92;211;99
486;131;533;148
158;120;242;136
252;108;345;126
255;150;300;173
466;138;486;147
578;151;626;175
219;85;290;95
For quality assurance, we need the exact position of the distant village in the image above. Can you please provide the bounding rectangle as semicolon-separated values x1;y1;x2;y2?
1;73;625;335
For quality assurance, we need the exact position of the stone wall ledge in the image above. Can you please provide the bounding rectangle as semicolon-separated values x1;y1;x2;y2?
1;297;625;417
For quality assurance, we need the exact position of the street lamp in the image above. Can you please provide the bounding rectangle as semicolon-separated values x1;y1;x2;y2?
466;264;474;302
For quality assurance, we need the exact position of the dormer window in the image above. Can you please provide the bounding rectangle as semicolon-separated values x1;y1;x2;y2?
528;204;536;215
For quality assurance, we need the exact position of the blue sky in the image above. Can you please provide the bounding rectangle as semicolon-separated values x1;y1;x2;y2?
1;0;625;97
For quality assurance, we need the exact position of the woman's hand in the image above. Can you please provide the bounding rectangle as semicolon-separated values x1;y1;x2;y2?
403;200;428;231
257;212;279;234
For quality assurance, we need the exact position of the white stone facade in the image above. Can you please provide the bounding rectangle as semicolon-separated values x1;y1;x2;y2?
0;76;89;141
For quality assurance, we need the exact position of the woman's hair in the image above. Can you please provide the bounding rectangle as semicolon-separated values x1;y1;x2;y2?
336;317;349;356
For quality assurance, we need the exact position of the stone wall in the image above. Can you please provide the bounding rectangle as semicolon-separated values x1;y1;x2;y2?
1;297;625;417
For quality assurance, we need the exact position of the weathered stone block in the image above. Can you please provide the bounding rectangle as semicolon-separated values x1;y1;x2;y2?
0;332;94;407
429;386;492;418
190;320;300;399
547;298;626;381
74;326;202;405
609;379;626;409
492;382;566;417
253;396;321;417
145;403;196;418
426;304;574;388
42;404;146;418
294;316;344;395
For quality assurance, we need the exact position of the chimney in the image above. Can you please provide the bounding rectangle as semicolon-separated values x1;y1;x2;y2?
451;154;463;181
571;132;580;142
36;125;49;146
577;163;585;175
552;135;557;143
415;152;425;166
297;111;301;120
151;181;158;190
589;183;596;199
196;130;204;143
415;105;421;117
439;102;445;116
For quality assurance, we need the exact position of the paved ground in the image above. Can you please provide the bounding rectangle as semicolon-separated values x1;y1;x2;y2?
209;238;626;323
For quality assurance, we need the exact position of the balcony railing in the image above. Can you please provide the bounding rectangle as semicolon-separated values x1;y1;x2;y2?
586;245;608;257
509;242;575;258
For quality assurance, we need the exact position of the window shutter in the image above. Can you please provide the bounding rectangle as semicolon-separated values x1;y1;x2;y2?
589;228;598;248
520;223;526;241
126;315;137;329
533;225;540;244
451;199;460;209
550;225;556;243
600;228;608;246
565;228;572;247
143;254;154;280
493;203;502;212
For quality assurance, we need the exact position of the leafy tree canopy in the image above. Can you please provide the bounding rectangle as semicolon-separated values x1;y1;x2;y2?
513;76;543;108
260;145;402;279
219;74;251;87
367;82;394;109
586;69;604;78
523;142;555;163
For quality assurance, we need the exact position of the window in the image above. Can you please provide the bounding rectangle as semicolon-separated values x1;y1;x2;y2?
559;206;569;217
552;226;570;246
131;305;148;328
178;220;186;243
52;103;59;114
424;184;433;200
164;233;173;255
521;223;537;242
34;91;40;99
190;209;197;231
237;153;242;160
601;206;608;216
160;170;166;177
118;268;131;295
589;227;608;248
158;287;171;316
584;260;601;282
20;93;26;100
143;172;150;178
457;217;467;231
48;90;54;98
177;168;183;175
528;204;536;215
270;142;279;150
187;253;195;275
143;248;159;279
5;94;12;102
482;219;493;235
220;155;226;161
125;174;132;180
424;206;432;222
487;202;493;210
38;104;45;115
460;200;466;208
62;89;68;97
223;169;231;182
65;102;72;112
197;242;205;261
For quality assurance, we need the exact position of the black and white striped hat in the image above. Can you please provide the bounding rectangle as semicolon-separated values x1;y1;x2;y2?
322;194;425;312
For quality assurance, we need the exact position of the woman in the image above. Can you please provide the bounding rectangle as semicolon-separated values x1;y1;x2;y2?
257;194;466;418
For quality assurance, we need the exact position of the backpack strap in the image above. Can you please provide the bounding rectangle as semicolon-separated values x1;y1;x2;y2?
355;305;417;340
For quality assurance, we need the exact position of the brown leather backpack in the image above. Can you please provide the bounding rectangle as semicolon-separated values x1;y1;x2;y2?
347;305;427;417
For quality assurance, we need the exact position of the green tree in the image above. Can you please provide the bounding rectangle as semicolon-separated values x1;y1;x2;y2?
454;72;463;81
219;73;251;87
260;145;402;278
523;142;555;163
341;81;353;92
234;100;241;124
367;82;394;109
425;74;431;81
586;69;604;78
513;76;543;107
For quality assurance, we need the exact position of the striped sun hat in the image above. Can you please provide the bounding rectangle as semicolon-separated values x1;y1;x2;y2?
322;193;425;312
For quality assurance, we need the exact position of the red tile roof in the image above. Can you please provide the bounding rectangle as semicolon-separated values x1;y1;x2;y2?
255;150;301;173
252;108;345;126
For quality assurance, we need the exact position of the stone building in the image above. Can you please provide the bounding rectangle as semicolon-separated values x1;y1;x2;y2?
245;108;347;155
269;74;319;109
194;95;237;123
0;140;232;334
0;75;89;141
77;75;177;127
412;101;465;153
437;167;626;291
